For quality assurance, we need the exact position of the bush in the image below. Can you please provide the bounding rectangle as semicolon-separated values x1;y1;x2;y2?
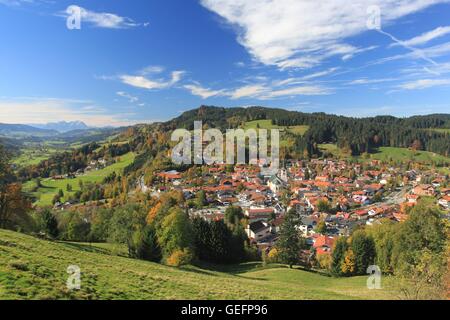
244;244;261;261
166;248;194;267
267;248;280;263
316;253;332;270
130;226;161;262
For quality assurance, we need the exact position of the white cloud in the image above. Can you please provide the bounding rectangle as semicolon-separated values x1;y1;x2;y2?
397;78;450;90
200;0;447;69
0;0;37;6
120;70;185;90
116;91;139;103
229;85;267;99
301;67;339;80
348;78;398;85
139;65;165;75
401;62;450;77
185;80;331;100
393;26;450;47
342;46;378;61
184;84;226;99
0;97;143;127
262;85;331;98
63;5;146;29
367;41;450;70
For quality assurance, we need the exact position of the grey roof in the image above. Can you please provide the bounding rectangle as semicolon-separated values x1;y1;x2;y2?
249;221;269;233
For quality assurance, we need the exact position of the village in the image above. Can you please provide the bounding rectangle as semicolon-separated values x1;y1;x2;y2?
150;159;450;262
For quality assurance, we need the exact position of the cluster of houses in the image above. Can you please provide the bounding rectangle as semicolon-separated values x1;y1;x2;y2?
145;158;449;259
85;158;108;172
51;158;109;181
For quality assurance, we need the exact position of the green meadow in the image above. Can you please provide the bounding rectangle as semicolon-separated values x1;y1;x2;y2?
368;147;450;164
12;144;69;167
319;144;449;163
23;152;135;206
0;229;396;300
426;128;450;134
243;120;309;148
244;119;309;135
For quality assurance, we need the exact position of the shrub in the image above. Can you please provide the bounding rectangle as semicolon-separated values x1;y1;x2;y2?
267;248;280;263
166;248;194;267
316;253;332;270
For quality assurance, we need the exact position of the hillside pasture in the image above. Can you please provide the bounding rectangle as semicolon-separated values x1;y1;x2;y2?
23;152;135;206
0;229;396;300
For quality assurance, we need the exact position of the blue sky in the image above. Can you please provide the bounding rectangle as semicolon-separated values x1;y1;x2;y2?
1;0;450;126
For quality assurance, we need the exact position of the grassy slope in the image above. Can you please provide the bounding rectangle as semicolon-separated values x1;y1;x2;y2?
318;144;450;163
243;120;309;148
427;128;450;134
23;152;135;206
12;140;73;167
244;120;309;135
369;147;450;163
0;229;395;300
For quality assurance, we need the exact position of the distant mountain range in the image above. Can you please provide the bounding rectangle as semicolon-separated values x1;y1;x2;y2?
29;121;89;133
0;123;58;138
0;121;91;139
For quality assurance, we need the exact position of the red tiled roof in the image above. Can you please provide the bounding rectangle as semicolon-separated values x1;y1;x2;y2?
247;208;275;215
313;235;336;249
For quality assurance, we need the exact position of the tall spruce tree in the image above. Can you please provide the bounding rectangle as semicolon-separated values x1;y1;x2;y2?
41;209;59;239
277;210;301;268
351;230;376;275
331;237;348;276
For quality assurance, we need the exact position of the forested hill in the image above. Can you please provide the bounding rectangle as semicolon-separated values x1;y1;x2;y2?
161;106;450;157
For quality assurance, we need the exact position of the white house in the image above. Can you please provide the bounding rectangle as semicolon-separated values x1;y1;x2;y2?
246;221;271;241
438;196;450;210
267;175;286;194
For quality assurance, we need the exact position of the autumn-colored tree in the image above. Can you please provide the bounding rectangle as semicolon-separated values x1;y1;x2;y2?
411;139;422;151
267;248;279;263
0;183;31;230
158;207;194;262
166;248;194;267
147;202;162;224
341;249;356;276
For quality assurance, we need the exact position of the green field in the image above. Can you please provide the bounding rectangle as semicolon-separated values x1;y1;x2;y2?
13;149;57;167
23;152;135;206
243;120;309;148
427;128;450;134
368;147;450;164
12;144;68;167
0;229;396;300
318;143;351;158
244;120;309;136
318;144;450;164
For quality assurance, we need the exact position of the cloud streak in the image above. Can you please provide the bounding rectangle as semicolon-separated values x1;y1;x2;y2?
120;70;185;90
184;80;331;100
392;26;450;47
63;5;147;29
397;78;450;90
